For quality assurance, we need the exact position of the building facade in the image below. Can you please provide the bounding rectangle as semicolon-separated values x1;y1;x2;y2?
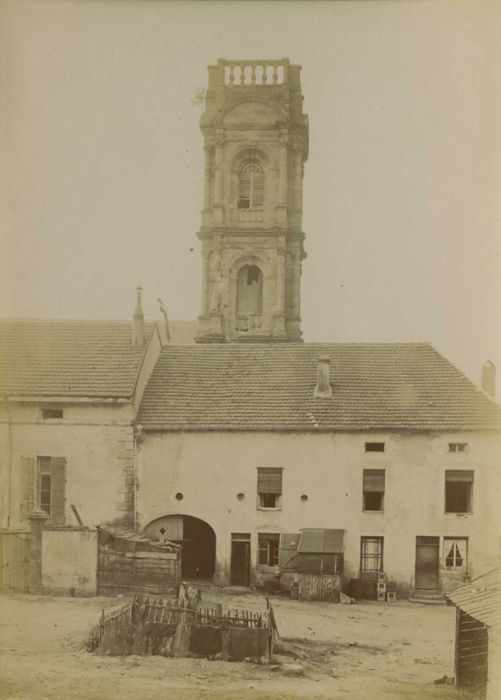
136;343;501;597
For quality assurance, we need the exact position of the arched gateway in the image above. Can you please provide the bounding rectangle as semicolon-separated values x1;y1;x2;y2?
143;515;216;581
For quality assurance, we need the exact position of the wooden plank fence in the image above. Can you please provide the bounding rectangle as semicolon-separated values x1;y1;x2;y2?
455;609;489;690
0;531;31;592
87;594;276;660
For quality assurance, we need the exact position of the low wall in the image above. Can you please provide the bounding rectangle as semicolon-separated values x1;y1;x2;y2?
42;527;98;595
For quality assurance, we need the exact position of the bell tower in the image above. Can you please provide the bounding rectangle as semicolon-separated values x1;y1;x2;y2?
196;58;309;343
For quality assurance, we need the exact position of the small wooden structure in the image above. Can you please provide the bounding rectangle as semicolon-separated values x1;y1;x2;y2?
281;528;344;601
87;592;277;662
97;526;181;596
447;567;501;699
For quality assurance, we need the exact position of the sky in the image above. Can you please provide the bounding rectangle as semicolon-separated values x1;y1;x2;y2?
1;0;500;391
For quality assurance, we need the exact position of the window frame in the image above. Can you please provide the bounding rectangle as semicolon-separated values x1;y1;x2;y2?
36;456;67;525
444;470;474;514
443;537;468;570
364;442;385;453
448;442;468;454
41;407;64;420
257;467;283;511
360;536;384;578
258;533;280;567
362;469;385;512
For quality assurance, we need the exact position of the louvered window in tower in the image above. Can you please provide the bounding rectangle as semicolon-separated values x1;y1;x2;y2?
238;160;264;210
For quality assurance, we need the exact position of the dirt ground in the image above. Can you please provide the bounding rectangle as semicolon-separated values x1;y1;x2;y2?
0;587;479;700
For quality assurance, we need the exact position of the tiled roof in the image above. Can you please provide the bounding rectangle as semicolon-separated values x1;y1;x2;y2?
446;567;501;629
137;343;501;431
167;321;197;345
0;319;156;398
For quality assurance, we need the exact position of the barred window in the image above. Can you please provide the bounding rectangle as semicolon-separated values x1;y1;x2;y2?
360;536;384;577
238;160;264;210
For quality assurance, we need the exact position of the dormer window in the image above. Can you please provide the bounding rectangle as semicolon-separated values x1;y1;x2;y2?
238;159;264;210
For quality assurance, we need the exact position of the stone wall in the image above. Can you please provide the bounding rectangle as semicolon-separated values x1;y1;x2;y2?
42;527;98;595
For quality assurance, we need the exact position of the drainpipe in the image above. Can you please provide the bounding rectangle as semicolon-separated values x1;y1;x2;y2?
3;394;12;528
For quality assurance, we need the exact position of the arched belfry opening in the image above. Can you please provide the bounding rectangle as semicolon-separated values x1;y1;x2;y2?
236;264;263;331
143;515;216;581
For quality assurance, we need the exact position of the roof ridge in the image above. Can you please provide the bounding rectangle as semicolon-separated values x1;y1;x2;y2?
0;318;157;325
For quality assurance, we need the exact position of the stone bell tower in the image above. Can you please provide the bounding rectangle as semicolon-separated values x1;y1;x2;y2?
196;58;309;343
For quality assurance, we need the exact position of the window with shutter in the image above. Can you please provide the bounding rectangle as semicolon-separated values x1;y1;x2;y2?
257;468;283;509
19;456;66;525
363;469;385;511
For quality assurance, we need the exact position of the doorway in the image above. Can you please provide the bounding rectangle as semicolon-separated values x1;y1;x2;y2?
143;515;216;581
415;536;440;590
230;533;251;586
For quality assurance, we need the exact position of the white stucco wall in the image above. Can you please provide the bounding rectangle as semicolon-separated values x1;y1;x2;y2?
137;430;501;591
0;401;136;529
42;528;98;595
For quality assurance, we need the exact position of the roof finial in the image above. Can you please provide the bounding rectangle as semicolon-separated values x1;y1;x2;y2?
132;286;144;346
157;298;171;344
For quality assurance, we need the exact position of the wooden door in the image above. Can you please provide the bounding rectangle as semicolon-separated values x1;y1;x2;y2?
0;531;30;591
230;534;250;586
415;536;440;590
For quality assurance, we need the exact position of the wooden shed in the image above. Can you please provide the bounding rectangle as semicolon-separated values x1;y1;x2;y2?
446;567;501;699
281;528;344;601
97;526;181;596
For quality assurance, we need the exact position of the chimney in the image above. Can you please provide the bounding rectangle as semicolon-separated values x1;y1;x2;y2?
314;355;332;398
132;286;144;347
481;360;496;398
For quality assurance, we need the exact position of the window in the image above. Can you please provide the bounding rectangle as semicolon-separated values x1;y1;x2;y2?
444;537;468;569
257;468;282;509
448;443;468;453
365;442;385;453
360;536;384;577
445;470;473;513
238;159;264;210
363;469;385;511
258;533;280;566
42;407;63;420
20;456;66;524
